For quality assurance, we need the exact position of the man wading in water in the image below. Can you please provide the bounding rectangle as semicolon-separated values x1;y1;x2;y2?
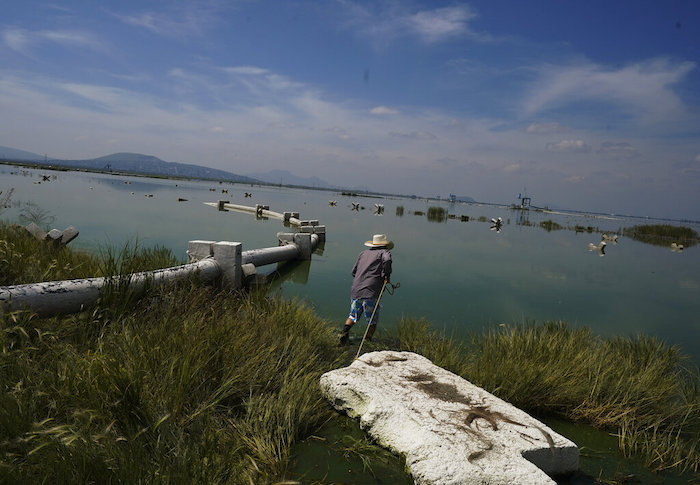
339;234;393;345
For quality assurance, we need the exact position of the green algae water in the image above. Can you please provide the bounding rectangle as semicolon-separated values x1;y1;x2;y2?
2;165;699;483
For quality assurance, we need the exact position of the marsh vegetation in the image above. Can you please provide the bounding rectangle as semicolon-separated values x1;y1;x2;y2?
1;220;698;483
623;224;699;248
426;206;447;223
397;319;700;476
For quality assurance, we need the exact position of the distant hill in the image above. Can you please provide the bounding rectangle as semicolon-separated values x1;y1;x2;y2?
1;144;368;192
245;169;335;189
0;145;44;162
62;153;259;183
0;145;258;183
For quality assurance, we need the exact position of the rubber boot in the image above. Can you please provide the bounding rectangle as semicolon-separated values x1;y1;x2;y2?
339;324;352;346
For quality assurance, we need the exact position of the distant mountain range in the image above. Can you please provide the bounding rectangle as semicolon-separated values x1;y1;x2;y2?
0;145;258;183
0;144;462;199
0;145;45;162
0;144;344;190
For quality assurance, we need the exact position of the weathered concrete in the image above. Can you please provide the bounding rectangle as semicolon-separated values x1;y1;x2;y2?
242;243;299;267
0;259;221;317
61;226;80;245
25;222;47;241
24;223;80;246
208;201;304;227
213;241;243;288
47;228;62;241
320;351;579;485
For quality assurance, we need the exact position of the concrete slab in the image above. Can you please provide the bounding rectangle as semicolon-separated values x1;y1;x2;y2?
24;222;47;241
60;225;79;245
320;351;579;485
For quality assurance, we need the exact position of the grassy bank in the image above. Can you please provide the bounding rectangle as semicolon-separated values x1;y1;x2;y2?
396;319;700;476
1;283;343;483
2;220;698;482
1;221;346;483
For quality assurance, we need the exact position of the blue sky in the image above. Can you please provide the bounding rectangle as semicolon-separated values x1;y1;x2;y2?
1;1;699;219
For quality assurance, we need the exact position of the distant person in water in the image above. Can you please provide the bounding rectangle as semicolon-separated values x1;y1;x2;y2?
339;234;393;345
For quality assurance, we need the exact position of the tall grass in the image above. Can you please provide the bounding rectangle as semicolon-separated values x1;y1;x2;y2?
0;282;343;483
1;221;102;285
3;219;699;481
394;319;700;475
1;220;345;483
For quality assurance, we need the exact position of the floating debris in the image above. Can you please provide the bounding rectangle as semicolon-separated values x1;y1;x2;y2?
490;217;503;233
351;202;360;211
671;242;684;252
602;234;619;243
244;192;252;198
178;198;188;202
329;200;337;206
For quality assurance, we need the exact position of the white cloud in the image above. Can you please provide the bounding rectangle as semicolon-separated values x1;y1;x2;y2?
597;141;639;159
525;122;569;134
224;66;270;76
221;65;303;96
389;131;437;140
112;3;225;39
339;2;476;46
2;28;31;52
524;58;696;122
2;27;103;54
408;6;476;43
370;106;399;115
546;140;591;153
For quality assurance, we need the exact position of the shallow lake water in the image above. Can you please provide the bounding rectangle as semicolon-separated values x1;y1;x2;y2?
2;165;699;482
3;165;697;361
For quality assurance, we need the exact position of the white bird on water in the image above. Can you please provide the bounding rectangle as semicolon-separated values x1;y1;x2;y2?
588;241;606;256
671;242;684;252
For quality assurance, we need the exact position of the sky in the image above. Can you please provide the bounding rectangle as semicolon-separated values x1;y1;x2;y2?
1;1;699;220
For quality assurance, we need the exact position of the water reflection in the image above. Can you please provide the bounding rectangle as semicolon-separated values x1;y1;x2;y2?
2;165;699;362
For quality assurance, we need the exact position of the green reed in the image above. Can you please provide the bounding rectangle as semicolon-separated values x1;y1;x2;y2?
426;206;447;223
1;220;346;483
0;282;344;483
393;318;700;475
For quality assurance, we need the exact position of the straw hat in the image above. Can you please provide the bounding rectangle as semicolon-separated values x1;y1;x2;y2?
365;234;394;249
